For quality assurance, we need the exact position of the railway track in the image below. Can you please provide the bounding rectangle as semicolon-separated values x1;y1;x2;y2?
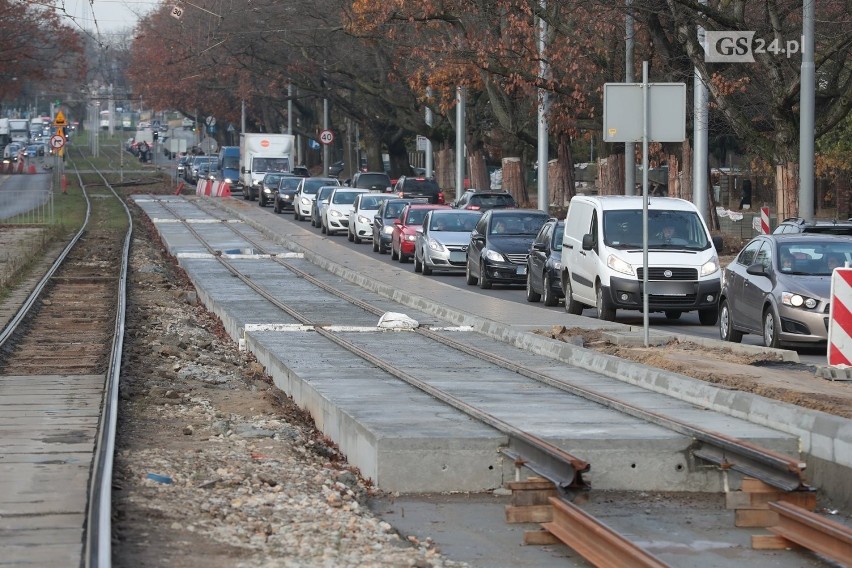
146;195;851;566
0;154;131;567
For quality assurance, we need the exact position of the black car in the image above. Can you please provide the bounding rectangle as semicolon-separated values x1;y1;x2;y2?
454;190;517;212
393;176;444;204
273;175;303;213
350;171;392;193
372;198;421;254
465;209;550;289
526;218;564;306
773;217;852;236
258;172;289;207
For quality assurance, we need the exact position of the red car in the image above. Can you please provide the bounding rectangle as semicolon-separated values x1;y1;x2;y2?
391;203;451;263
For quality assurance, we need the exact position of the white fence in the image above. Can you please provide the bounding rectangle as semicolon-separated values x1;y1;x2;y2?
0;189;54;225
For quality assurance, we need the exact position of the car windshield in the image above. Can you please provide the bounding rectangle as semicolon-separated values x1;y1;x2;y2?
253;157;290;173
359;195;390;210
356;174;390;187
264;174;283;185
430;212;480;232
279;177;301;191
404;209;430;225
302;178;338;195
384;202;408;219
220;155;239;169
489;213;548;236
332;191;360;205
469;194;516;208
603;209;711;250
777;242;852;275
317;187;335;201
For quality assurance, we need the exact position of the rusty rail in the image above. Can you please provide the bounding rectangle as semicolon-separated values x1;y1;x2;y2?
542;497;671;568
767;501;852;565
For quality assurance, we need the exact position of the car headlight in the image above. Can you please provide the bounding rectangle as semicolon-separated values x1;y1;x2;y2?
700;256;720;277
263;187;273;193
484;250;505;262
405;234;416;242
782;292;819;309
224;178;232;184
330;210;343;218
553;261;562;271
382;225;394;235
357;215;371;224
428;238;445;252
606;254;634;276
300;197;311;206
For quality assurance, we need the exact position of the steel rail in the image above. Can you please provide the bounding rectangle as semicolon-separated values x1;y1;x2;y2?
192;199;809;493
74;155;133;568
768;501;852;565
544;496;671;567
156;199;591;491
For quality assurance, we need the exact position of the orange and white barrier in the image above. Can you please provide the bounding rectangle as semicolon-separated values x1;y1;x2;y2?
195;180;232;197
760;207;770;234
828;267;852;367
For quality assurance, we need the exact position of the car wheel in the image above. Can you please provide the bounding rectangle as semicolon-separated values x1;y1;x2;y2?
294;210;301;221
414;253;422;273
321;221;327;234
354;233;362;244
525;269;541;302
391;243;399;260
243;189;250;201
664;311;682;320
258;195;266;207
372;238;379;253
422;260;432;276
719;299;744;343
596;284;616;321
348;229;354;242
698;307;718;326
465;257;478;285
273;200;281;214
542;273;558;307
478;261;492;289
564;276;584;315
399;250;408;263
762;307;780;348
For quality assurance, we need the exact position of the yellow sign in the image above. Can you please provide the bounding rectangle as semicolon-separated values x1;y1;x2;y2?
54;111;67;127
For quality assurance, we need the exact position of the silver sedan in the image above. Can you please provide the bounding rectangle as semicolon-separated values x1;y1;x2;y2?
414;210;482;275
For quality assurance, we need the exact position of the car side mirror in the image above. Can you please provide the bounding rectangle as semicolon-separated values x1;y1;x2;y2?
240;167;245;173
416;227;423;235
532;242;547;252
581;234;595;251
712;235;723;251
746;262;767;276
393;220;401;226
472;232;485;243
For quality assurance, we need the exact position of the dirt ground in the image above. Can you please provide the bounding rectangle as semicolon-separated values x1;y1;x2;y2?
534;325;852;419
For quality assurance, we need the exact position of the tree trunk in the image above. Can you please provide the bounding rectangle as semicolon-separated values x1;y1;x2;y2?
502;157;527;205
550;134;575;209
775;161;799;222
467;149;489;191
434;144;455;199
597;154;624;196
837;171;851;220
668;153;680;198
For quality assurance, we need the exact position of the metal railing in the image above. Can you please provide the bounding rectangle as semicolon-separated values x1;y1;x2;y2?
0;188;54;225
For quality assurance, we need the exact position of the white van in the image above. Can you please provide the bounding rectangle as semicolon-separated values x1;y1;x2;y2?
560;196;722;324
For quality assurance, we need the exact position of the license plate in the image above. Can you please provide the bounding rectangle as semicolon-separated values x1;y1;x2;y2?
647;281;691;295
449;251;465;263
516;265;527;276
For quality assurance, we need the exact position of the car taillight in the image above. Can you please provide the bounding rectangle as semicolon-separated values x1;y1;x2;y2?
467;205;480;210
438;192;444;204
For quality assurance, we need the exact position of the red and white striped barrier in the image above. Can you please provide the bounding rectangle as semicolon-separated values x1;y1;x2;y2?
195;180;231;197
828;267;852;367
760;206;770;234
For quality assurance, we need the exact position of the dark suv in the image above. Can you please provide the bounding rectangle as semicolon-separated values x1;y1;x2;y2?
393;176;444;204
454;190;517;212
773;217;852;235
351;171;392;193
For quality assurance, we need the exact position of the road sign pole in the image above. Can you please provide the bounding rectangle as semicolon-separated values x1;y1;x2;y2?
642;61;650;348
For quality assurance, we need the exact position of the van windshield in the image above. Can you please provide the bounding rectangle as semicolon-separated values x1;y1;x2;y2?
603;210;710;250
220;155;239;169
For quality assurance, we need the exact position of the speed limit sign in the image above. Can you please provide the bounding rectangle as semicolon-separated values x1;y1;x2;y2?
319;129;334;145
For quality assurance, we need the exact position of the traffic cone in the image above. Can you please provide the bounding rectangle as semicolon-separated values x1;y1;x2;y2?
28;163;36;174
62;174;67;194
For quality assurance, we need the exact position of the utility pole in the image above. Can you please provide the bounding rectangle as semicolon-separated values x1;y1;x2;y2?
798;0;815;221
624;0;635;195
536;0;549;212
455;87;466;197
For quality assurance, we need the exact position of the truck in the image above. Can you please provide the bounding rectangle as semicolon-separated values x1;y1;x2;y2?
217;146;240;189
9;119;29;145
0;118;10;147
239;133;295;200
167;137;187;159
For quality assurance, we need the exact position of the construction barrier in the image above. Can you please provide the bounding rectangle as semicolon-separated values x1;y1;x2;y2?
195;180;231;197
760;207;770;234
828;267;852;367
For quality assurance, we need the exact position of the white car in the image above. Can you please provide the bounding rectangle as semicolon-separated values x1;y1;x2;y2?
348;193;394;244
322;188;369;236
294;177;340;221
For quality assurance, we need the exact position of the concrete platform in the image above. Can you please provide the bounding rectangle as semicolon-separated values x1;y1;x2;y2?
129;195;830;498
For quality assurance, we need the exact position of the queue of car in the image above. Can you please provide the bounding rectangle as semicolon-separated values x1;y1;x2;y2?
245;173;851;354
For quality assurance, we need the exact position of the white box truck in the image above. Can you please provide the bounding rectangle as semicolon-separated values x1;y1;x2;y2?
9;119;29;144
239;133;295;200
560;195;723;324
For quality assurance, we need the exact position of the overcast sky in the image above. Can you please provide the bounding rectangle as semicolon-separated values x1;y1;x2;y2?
59;0;156;34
